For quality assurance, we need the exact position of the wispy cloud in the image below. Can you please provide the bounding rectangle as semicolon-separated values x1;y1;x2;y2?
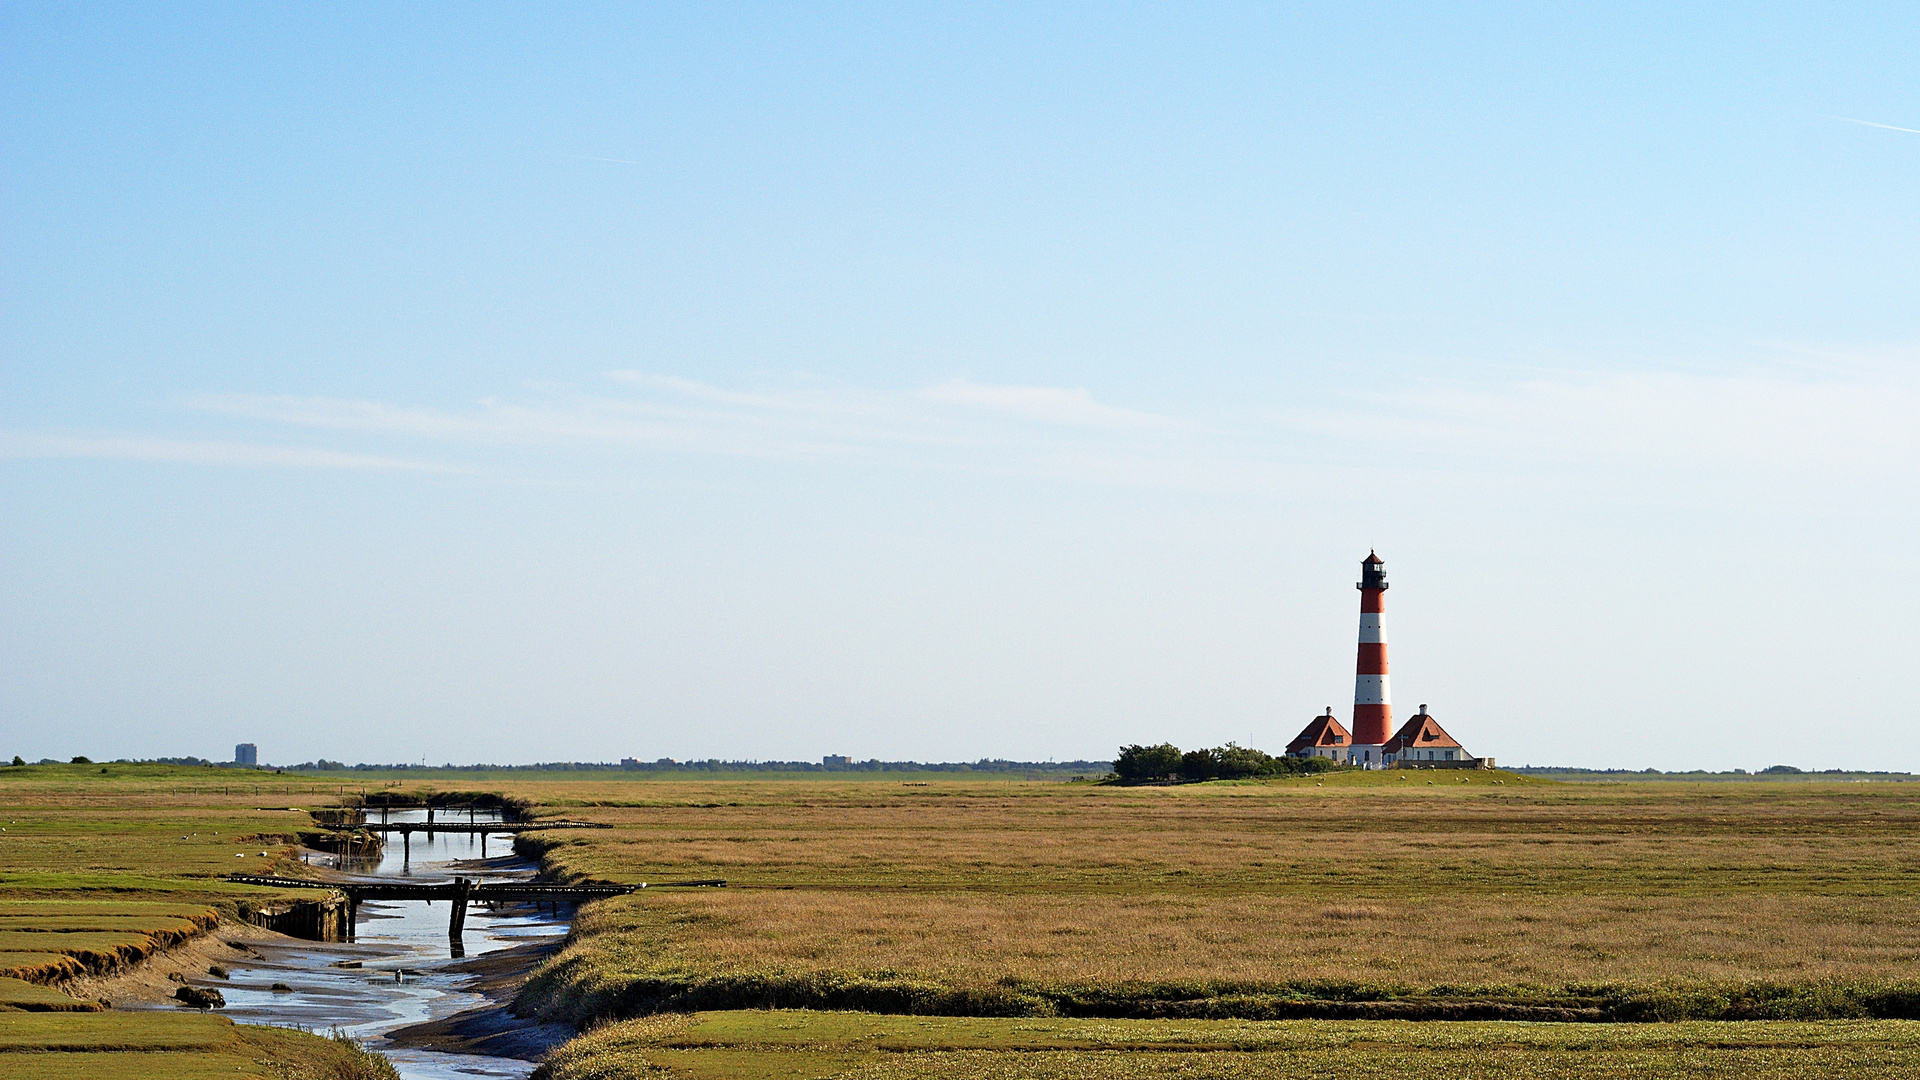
195;377;1184;451
0;432;458;471
180;377;1238;488
1388;372;1918;473
1832;115;1920;135
65;360;1920;495
918;380;1182;429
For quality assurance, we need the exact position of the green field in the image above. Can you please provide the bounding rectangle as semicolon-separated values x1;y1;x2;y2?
0;765;392;1076
534;1010;1920;1079
0;1012;396;1079
0;770;322;983
0;976;101;1011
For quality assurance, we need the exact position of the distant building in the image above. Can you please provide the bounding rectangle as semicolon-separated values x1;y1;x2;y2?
234;743;258;766
1287;703;1486;769
1380;706;1485;766
1285;708;1350;761
1282;554;1491;769
822;754;850;766
620;757;640;767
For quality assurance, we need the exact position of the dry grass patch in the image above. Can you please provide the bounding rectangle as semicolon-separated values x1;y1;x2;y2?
512;778;1920;897
501;776;1920;1024
539;889;1920;993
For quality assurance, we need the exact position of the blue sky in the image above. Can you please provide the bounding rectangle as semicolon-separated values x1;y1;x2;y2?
3;4;1916;768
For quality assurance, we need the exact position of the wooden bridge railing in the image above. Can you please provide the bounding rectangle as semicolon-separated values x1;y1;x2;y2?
225;874;725;955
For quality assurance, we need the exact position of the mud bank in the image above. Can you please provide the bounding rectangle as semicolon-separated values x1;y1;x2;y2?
4;908;224;984
58;919;287;1008
382;937;576;1060
240;891;354;940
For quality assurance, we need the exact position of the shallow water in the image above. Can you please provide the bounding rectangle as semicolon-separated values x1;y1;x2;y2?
215;809;571;1080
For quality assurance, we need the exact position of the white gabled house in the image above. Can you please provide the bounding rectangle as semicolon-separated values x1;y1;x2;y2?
1286;704;1488;769
1285;708;1352;762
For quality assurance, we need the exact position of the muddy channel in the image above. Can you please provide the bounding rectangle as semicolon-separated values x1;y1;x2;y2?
177;809;574;1080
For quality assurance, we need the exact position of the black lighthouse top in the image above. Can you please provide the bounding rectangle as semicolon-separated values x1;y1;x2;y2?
1357;551;1388;591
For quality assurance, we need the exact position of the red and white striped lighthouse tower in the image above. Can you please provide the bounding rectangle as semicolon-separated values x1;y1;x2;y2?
1350;551;1393;765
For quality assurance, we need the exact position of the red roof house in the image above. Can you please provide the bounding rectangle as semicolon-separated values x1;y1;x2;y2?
1286;709;1353;760
1381;705;1471;765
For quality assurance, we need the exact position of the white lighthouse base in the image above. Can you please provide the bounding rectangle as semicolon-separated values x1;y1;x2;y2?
1346;743;1386;769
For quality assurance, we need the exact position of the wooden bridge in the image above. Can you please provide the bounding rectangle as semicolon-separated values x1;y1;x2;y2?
317;819;610;861
226;874;724;955
322;821;611;834
360;803;594;827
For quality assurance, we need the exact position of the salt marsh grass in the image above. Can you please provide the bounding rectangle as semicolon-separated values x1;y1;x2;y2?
501;773;1920;1021
533;1010;1920;1080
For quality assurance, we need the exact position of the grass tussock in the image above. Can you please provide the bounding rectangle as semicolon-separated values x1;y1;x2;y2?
305;1028;402;1080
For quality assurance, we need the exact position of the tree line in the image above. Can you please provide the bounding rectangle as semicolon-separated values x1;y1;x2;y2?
1112;742;1337;782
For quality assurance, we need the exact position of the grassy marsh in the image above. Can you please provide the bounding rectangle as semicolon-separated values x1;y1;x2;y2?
10;764;1920;1076
0;772;324;981
0;1012;398;1079
494;773;1920;1023
533;1010;1920;1079
0;765;399;1075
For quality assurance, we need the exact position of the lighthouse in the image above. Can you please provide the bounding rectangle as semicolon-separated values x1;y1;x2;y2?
1283;552;1488;770
1350;551;1393;766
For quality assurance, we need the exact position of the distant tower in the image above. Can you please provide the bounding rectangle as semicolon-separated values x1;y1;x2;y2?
1350;552;1393;757
234;743;257;766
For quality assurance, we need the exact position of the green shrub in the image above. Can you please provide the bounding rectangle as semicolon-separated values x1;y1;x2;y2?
1114;742;1333;782
1178;749;1220;781
1113;744;1182;780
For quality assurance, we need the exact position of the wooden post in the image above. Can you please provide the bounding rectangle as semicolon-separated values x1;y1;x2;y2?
346;895;358;942
449;877;472;957
402;831;410;868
